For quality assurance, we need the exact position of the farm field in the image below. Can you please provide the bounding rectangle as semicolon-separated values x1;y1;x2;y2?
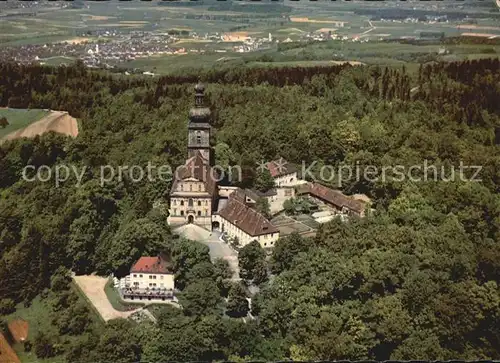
0;109;79;142
119;38;498;75
0;108;49;138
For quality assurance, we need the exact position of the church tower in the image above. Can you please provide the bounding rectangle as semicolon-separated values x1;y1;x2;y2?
188;82;211;163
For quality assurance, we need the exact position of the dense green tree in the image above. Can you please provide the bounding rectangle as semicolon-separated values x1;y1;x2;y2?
0;116;8;128
177;280;222;316
238;240;267;282
254;169;275;193
226;282;249;318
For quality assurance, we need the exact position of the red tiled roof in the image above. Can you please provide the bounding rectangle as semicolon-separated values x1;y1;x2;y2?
170;151;217;196
298;182;365;214
130;256;173;274
219;189;279;237
266;158;297;178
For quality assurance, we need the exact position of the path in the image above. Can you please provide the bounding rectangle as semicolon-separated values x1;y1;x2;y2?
73;274;140;321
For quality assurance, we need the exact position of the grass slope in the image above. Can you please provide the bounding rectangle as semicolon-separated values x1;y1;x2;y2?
4;286;103;363
0;108;50;138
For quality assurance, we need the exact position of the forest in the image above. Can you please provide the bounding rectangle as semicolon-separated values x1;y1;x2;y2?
0;58;499;361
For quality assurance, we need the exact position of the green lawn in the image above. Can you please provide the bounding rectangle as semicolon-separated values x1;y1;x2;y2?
104;278;144;312
0;108;49;138
4;286;104;363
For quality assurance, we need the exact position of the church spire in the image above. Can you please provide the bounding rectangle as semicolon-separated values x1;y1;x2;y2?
194;81;205;107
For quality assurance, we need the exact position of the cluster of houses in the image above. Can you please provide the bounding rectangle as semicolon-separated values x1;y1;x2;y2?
117;82;371;301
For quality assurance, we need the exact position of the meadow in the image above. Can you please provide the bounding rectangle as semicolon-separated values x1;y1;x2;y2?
0;108;49;138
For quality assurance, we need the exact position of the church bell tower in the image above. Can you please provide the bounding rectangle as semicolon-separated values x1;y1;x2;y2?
188;82;211;163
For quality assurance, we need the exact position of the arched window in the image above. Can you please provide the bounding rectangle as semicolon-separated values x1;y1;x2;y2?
197;211;201;216
197;201;201;206
188;198;193;207
180;200;184;206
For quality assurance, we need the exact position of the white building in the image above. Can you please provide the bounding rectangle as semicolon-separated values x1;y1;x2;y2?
266;157;299;187
212;189;280;249
120;255;175;301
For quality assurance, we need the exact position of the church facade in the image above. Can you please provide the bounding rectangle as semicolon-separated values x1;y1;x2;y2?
166;83;218;230
167;83;280;248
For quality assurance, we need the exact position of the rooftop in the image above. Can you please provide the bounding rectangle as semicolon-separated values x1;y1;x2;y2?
130;255;173;274
219;189;279;236
266;157;298;178
298;182;366;214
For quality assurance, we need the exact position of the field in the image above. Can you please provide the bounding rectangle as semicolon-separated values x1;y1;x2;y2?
0;333;20;363
0;109;79;142
0;108;49;138
7;320;28;343
1;0;499;74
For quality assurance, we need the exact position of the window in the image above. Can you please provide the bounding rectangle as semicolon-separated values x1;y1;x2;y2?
174;209;177;215
205;200;208;206
180;200;184;206
149;275;152;279
198;184;202;191
197;201;201;206
190;184;192;191
188;198;193;207
133;274;137;277
160;275;164;280
139;274;143;278
197;211;201;216
153;275;157;279
180;184;183;191
196;131;202;145
181;211;184;216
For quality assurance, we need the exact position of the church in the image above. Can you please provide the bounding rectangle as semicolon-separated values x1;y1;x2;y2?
167;83;280;248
